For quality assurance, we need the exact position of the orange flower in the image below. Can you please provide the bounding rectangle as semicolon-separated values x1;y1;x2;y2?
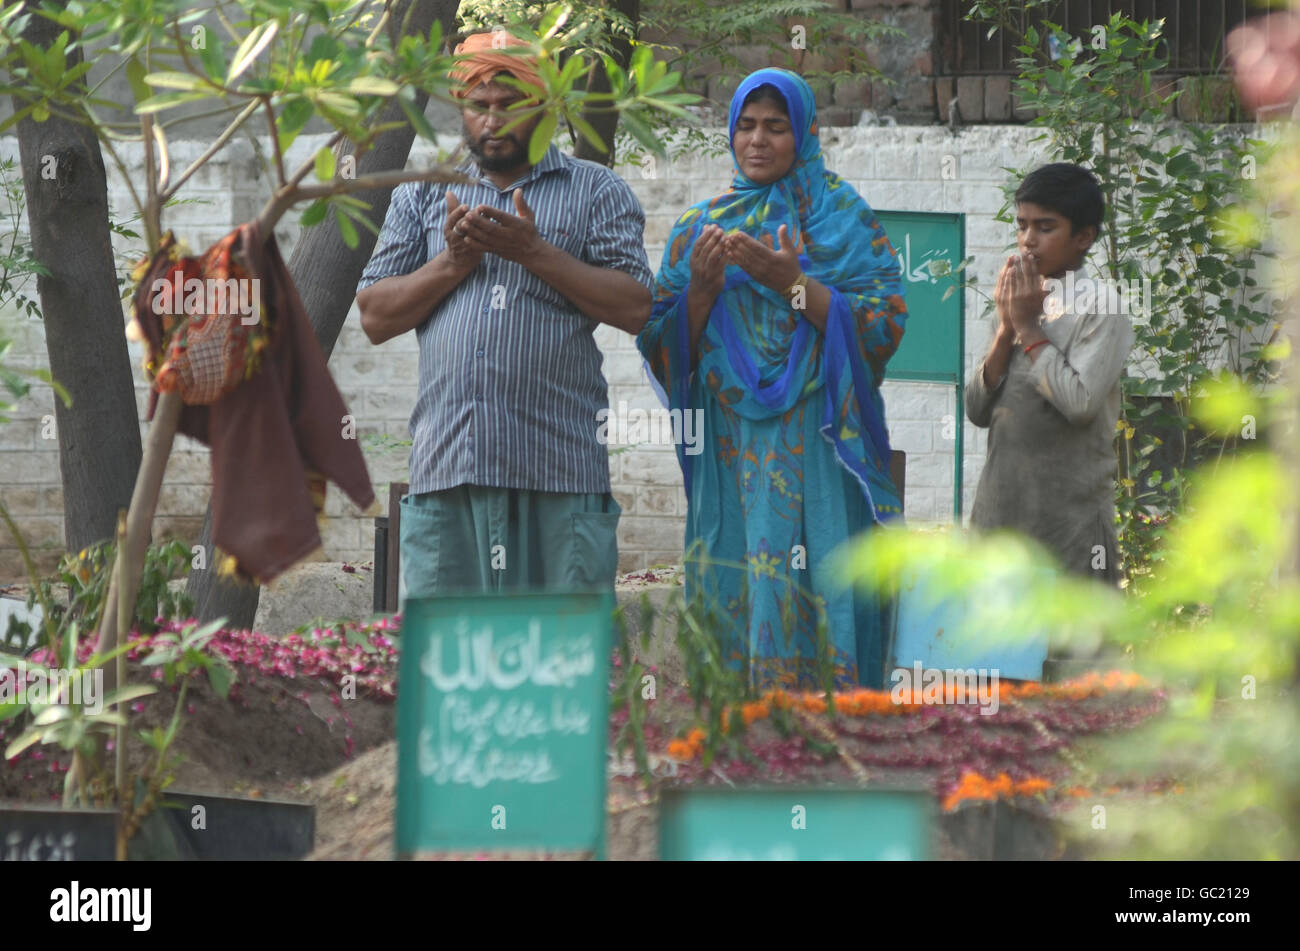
1013;777;1052;796
737;700;771;725
942;771;1058;811
767;689;793;710
666;739;694;760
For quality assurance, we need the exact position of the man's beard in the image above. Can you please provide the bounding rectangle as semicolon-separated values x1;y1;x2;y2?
466;128;527;172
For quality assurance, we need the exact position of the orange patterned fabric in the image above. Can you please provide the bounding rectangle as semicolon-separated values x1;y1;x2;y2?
131;223;374;584
131;230;270;405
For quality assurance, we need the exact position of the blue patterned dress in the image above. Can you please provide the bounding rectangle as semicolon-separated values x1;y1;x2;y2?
637;69;908;690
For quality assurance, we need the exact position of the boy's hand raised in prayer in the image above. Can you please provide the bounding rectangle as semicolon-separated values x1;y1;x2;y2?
995;253;1049;346
455;189;543;262
444;191;483;272
725;224;802;295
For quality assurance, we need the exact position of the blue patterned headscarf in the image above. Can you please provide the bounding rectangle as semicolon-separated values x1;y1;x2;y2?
639;68;908;520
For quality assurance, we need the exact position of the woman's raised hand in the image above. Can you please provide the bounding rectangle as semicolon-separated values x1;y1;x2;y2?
689;224;727;300
724;224;802;294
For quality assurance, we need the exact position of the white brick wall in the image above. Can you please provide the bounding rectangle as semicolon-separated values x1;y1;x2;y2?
1;125;1067;579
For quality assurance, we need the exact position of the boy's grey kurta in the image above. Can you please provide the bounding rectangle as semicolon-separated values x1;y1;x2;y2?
356;145;653;595
964;271;1135;585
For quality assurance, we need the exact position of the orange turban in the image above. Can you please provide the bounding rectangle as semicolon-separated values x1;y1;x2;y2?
451;31;543;100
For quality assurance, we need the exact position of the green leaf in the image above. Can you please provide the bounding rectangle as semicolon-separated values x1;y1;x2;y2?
300;199;328;227
314;145;335;182
276;96;314;152
567;113;607;155
125;55;151;103
557;52;587;94
538;3;571;40
86;637;148;670
133;91;207;114
4;728;43;760
528;111;558;165
181;617;227;648
305;33;341;66
315;91;360;117
33;705;71;726
1166;153;1198;178
397;91;438;144
629;44;652;87
345;76;399;97
61;619;78;671
336;207;358;249
103;684;156;707
198;31;225;83
617;108;663;158
84;712;127;727
144;71;206;92
227;19;279;86
207;661;233;700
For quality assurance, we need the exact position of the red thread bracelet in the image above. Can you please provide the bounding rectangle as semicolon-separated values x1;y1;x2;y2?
1023;339;1050;356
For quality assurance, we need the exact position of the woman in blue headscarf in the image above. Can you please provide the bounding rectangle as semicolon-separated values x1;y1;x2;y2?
637;68;907;691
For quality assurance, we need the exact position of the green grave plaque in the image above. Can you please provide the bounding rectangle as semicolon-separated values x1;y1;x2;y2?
877;209;966;386
875;209;967;518
395;591;613;858
659;786;933;860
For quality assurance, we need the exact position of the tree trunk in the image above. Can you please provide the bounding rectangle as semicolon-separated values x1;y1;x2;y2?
188;0;460;628
573;0;640;167
10;6;143;555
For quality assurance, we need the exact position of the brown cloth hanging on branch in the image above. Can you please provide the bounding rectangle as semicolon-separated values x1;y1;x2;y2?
129;221;375;584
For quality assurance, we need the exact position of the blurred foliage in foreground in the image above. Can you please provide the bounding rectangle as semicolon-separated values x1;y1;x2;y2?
845;368;1300;857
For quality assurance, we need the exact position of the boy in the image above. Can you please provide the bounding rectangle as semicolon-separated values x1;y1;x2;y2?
965;163;1134;594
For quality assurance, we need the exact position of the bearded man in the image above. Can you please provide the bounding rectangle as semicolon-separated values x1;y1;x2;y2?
356;31;653;596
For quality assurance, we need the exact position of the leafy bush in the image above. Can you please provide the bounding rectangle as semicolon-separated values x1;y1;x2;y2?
2;537;195;654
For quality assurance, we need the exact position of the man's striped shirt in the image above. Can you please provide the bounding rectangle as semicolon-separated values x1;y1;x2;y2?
356;145;653;495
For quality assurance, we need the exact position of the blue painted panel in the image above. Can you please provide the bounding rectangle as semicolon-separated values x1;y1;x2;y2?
892;567;1049;681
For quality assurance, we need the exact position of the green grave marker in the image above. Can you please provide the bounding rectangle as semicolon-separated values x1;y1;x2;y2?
875;209;967;518
395;591;613;858
659;786;933;860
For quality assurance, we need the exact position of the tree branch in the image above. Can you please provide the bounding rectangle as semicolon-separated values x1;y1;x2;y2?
254;161;474;237
161;98;260;203
262;94;287;188
141;113;161;251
